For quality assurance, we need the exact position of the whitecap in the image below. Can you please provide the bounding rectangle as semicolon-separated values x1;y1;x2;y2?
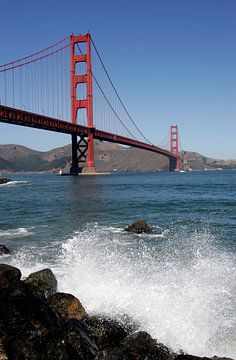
0;227;34;237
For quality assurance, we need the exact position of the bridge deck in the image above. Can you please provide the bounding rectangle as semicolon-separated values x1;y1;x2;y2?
0;105;177;160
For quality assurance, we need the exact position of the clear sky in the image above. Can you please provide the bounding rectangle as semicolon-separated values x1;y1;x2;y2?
0;0;235;159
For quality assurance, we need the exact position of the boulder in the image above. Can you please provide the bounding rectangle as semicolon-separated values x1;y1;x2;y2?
24;268;57;298
0;178;11;185
125;220;152;234
0;264;21;289
176;355;234;360
83;316;135;351
96;331;172;360
0;264;97;359
0;339;8;360
48;292;87;321
4;319;97;360
0;245;11;255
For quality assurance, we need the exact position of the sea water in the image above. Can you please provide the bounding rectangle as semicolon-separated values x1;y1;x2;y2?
0;171;235;358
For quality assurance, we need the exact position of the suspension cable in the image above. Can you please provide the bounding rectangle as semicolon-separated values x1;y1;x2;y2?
0;44;70;73
76;43;137;139
90;36;152;145
0;35;70;68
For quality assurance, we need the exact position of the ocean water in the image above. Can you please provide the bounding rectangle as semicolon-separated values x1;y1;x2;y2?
0;170;235;358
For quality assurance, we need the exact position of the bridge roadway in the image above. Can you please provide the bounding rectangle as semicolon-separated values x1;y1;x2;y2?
0;105;177;162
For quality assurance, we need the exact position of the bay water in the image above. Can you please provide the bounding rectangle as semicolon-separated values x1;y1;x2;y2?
0;170;235;358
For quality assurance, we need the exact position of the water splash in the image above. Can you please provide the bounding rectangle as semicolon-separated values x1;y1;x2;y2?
4;223;236;358
54;224;236;358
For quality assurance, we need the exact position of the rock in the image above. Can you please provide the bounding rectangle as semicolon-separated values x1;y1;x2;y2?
83;315;135;351
0;264;21;289
4;319;97;360
37;319;97;360
176;356;234;360
0;178;11;185
24;268;57;298
96;331;172;360
0;264;97;359
48;292;87;321
0;245;11;255
125;220;152;234
0;339;8;360
120;331;172;359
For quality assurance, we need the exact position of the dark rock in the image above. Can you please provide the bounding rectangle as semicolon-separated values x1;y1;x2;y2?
95;345;131;360
0;264;21;289
82;315;135;351
48;292;87;321
0;339;8;360
125;220;152;234
0;245;11;255
38;319;97;360
120;331;172;360
96;331;172;360
0;178;11;185
24;268;57;298
176;356;234;360
4;319;97;360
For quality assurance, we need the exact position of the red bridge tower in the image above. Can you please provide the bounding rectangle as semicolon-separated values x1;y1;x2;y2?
170;125;179;171
70;33;95;174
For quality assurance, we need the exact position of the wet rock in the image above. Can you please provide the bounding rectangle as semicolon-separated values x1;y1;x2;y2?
48;292;87;321
120;331;172;359
176;356;234;360
0;339;8;360
125;220;152;234
4;319;97;360
0;245;11;255
83;315;135;351
38;319;97;360
0;178;11;185
96;331;172;360
0;264;21;289
24;268;57;298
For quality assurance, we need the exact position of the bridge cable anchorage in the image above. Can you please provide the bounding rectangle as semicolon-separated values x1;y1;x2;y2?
0;35;70;68
90;37;153;145
75;43;137;140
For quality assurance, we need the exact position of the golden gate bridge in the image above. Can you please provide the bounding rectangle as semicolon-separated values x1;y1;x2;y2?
0;33;180;173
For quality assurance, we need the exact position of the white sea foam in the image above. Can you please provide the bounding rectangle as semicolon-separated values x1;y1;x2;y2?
6;224;236;358
0;227;34;237
0;180;30;187
55;225;236;358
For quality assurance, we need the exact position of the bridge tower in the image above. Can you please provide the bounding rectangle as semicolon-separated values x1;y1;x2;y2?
70;33;95;174
169;125;179;171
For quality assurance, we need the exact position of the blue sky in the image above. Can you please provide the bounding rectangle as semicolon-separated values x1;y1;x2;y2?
0;0;235;159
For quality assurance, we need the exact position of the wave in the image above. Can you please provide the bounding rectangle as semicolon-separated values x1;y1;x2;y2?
0;180;30;187
4;223;236;358
0;227;34;237
55;224;236;358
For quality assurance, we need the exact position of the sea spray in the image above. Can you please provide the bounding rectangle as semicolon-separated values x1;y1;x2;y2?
49;223;236;358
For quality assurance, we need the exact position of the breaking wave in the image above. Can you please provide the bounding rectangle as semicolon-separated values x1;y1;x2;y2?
5;223;236;358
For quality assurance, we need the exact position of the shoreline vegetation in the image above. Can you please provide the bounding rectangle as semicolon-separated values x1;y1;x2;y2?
0;264;233;360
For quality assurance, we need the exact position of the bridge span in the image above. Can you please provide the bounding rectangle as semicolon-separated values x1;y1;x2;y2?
0;105;178;172
0;33;180;173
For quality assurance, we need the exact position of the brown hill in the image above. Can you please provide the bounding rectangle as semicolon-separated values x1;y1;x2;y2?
0;142;235;173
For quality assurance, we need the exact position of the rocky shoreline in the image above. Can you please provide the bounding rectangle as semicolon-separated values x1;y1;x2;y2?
0;264;233;360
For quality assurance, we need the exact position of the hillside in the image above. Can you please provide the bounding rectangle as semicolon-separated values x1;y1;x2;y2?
0;143;235;173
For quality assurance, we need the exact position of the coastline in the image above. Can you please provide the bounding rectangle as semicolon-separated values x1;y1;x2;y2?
0;264;234;360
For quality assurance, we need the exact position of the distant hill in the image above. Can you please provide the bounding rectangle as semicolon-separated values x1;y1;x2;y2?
0;142;235;173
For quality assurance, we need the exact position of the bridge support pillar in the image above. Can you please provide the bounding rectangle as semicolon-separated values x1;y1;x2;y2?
169;157;177;171
70;134;90;175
